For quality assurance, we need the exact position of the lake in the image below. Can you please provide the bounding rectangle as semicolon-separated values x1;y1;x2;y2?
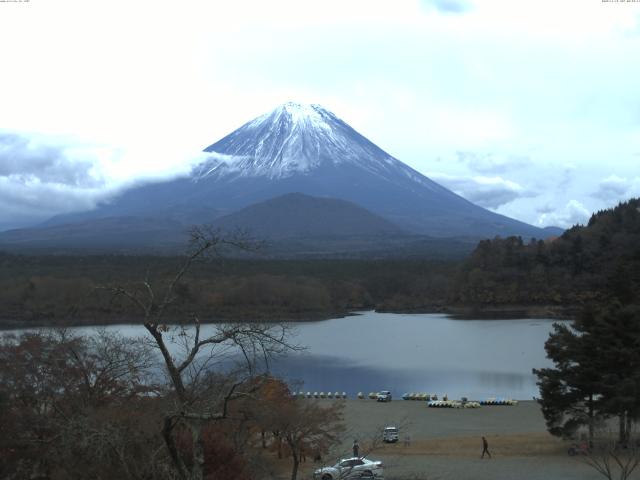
4;311;563;400
274;311;560;400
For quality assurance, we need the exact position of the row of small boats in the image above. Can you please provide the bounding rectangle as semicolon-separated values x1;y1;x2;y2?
291;391;519;405
480;398;519;406
292;391;347;399
428;400;481;408
402;392;441;401
426;398;519;407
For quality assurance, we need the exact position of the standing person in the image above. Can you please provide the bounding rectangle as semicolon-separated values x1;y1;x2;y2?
353;440;359;458
299;439;306;463
481;436;491;459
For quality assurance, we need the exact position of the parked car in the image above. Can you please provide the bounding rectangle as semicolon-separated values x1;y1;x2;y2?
377;390;392;402
382;426;399;443
313;457;384;479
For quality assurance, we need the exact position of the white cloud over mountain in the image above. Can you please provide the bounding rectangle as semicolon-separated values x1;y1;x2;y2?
427;172;534;209
536;200;591;229
0;132;110;230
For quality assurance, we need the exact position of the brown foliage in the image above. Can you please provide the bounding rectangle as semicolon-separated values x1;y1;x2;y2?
247;377;345;480
0;331;166;480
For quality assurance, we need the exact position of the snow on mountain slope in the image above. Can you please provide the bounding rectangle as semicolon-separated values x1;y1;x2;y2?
196;102;444;193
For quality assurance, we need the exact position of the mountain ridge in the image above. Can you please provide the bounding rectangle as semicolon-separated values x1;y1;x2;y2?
5;101;560;248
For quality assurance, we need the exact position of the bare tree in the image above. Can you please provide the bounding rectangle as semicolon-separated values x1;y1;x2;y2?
0;329;162;480
100;226;297;480
274;400;344;480
582;439;640;480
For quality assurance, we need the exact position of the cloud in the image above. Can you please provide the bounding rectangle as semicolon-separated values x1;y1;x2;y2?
0;132;111;230
455;151;532;175
536;200;591;228
0;133;102;186
0;130;223;231
428;172;534;209
591;174;640;204
0;178;102;230
535;204;555;215
421;0;471;14
557;164;577;190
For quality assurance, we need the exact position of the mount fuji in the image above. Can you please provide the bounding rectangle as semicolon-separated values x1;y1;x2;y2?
0;102;556;253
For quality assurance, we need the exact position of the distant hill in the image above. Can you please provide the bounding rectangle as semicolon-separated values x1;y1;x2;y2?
0;193;478;259
0;217;188;253
211;193;404;239
452;198;640;309
542;226;564;237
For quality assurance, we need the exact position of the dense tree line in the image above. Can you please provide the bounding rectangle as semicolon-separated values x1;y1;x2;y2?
0;255;456;327
453;199;640;311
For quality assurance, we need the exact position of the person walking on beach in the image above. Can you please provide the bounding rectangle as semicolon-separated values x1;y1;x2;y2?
353;440;359;458
481;436;491;459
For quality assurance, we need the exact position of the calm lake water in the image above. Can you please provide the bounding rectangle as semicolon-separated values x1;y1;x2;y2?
6;311;563;400
275;311;560;400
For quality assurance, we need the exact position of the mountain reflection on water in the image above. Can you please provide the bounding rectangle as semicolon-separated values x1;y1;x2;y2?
271;354;532;400
272;311;562;400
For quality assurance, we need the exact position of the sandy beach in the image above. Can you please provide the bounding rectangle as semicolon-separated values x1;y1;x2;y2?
291;399;609;480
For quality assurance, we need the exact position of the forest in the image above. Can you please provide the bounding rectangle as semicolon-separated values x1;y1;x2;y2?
1;199;639;328
0;254;456;328
452;198;640;312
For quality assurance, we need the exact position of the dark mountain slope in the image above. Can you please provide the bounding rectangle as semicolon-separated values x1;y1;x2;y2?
0;217;188;252
211;193;404;239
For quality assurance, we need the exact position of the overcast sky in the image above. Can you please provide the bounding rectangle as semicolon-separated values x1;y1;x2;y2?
1;0;639;231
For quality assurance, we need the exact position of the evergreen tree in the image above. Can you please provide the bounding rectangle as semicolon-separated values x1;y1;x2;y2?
585;305;640;444
535;304;640;445
534;320;603;443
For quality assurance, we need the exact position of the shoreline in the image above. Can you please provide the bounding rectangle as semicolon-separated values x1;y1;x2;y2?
0;310;359;331
377;304;578;320
0;304;576;330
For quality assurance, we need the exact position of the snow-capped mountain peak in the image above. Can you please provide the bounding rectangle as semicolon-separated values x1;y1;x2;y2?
246;102;334;132
195;101;408;181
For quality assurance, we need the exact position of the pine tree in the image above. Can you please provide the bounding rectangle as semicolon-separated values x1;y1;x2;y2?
534;320;603;444
535;304;640;445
